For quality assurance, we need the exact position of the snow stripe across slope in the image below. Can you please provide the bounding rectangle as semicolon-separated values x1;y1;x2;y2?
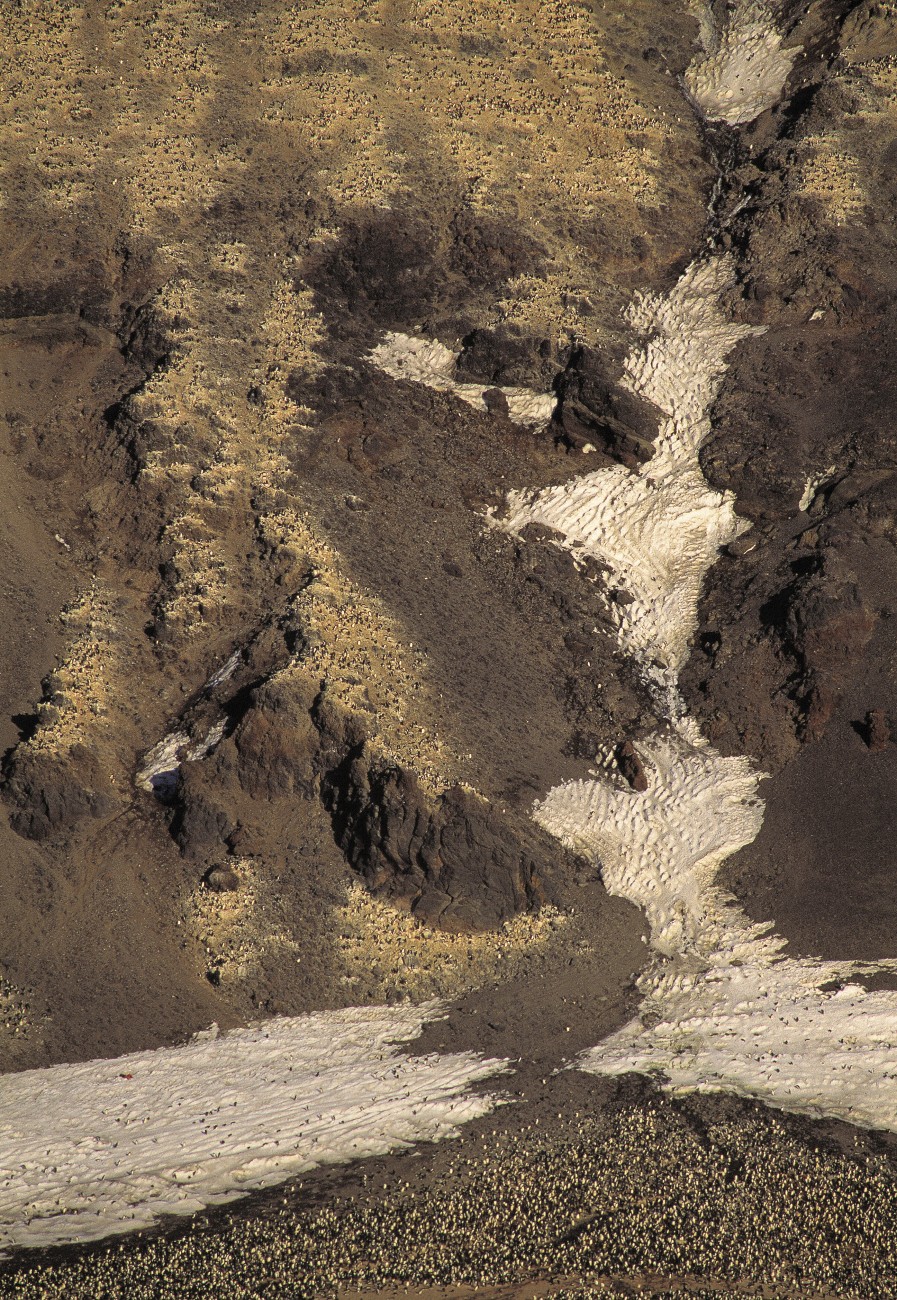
0;1004;506;1254
368;332;556;429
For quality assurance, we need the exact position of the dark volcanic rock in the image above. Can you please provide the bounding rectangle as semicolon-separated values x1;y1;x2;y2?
482;387;510;417
3;745;119;842
323;750;565;932
162;671;578;932
233;677;319;800
551;344;659;467
680;12;897;961
171;761;238;860
615;739;648;792
456;326;563;391
863;708;891;752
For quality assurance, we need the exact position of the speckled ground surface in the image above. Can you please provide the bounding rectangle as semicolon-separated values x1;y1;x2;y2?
4;0;897;1294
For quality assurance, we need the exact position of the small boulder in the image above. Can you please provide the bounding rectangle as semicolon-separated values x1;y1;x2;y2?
482;387;510;417
864;708;891;752
203;863;241;893
615;739;648;792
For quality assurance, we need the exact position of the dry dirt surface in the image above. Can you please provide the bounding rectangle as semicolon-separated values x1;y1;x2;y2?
1;0;711;1066
5;0;897;1296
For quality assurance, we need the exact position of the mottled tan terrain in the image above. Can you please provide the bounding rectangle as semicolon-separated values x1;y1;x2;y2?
5;1;897;1297
0;0;709;1067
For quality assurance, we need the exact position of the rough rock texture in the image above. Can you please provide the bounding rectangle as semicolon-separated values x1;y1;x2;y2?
679;2;897;960
324;756;567;931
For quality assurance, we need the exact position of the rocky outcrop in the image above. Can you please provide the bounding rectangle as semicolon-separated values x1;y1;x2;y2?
615;740;648;793
147;647;574;931
551;344;660;468
2;744;120;843
233;677;320;801
322;750;565;931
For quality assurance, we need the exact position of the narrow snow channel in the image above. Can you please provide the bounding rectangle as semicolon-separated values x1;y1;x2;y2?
497;6;897;1134
0;1005;506;1254
368;331;556;429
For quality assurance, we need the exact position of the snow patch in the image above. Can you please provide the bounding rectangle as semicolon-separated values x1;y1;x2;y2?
538;733;897;1131
135;729;190;797
685;2;798;126
0;1004;507;1254
494;258;759;692
498;238;897;1132
206;649;241;690
368;332;556;428
535;734;767;960
580;950;897;1134
798;463;837;513
135;717;228;797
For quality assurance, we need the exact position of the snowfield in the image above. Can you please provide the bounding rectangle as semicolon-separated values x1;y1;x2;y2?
0;1005;506;1254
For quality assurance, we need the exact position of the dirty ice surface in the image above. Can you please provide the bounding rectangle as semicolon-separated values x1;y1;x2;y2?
685;1;798;126
369;332;556;428
0;1004;506;1253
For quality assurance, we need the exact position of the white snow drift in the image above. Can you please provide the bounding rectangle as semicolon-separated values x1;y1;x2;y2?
368;331;556;428
495;258;757;699
540;731;897;1132
136;717;227;798
685;1;798;126
0;1004;506;1253
135;653;239;796
497;0;897;1133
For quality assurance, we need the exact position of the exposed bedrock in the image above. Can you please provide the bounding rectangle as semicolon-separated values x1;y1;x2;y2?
165;662;574;933
322;756;565;932
2;744;120;844
679;0;897;958
550;342;661;467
